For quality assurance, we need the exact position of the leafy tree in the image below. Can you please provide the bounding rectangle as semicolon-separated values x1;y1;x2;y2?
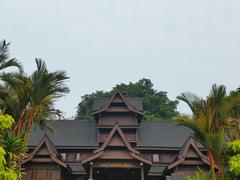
226;140;240;179
229;88;240;139
0;113;25;180
175;84;240;180
76;78;178;120
76;91;110;120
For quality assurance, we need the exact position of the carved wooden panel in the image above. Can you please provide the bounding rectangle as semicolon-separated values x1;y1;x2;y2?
66;153;76;162
93;161;140;168
100;150;133;160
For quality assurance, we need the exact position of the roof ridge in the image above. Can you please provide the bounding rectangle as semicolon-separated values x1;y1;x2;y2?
142;120;174;123
94;96;143;98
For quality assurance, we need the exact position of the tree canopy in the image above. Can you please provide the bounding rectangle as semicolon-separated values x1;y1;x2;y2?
76;78;179;120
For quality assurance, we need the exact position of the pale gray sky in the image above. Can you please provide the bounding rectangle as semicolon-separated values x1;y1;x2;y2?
1;0;240;118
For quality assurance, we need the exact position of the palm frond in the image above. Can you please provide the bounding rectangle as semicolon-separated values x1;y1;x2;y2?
0;40;10;61
174;115;207;143
0;59;23;73
177;92;203;116
209;84;226;107
219;94;240;120
0;40;23;73
207;133;225;163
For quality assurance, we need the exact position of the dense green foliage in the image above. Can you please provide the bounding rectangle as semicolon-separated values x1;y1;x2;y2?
0;40;26;180
76;78;178;120
0;115;14;129
229;155;240;176
228;140;240;153
0;114;18;180
227;140;240;178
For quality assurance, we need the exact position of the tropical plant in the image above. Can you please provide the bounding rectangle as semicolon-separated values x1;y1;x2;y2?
0;59;69;177
0;113;23;180
175;84;240;180
229;89;240;139
0;59;69;139
0;40;22;74
1;131;26;178
227;140;240;178
187;169;212;180
0;40;69;179
187;169;232;180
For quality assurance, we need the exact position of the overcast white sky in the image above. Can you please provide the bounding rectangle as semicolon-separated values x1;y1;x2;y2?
1;0;240;118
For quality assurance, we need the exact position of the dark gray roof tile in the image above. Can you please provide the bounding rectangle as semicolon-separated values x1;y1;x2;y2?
29;120;193;149
28;120;97;147
138;121;192;148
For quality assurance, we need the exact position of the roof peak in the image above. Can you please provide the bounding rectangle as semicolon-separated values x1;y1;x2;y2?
23;134;69;169
93;95;143;113
166;136;210;171
92;91;144;116
94;123;139;154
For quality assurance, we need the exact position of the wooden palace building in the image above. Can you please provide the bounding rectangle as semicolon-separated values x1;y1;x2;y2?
24;92;211;180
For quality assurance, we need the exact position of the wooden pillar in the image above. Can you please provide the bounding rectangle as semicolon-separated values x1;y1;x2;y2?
141;167;144;180
89;165;93;180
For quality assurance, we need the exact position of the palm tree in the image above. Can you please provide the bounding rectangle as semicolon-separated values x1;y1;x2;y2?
0;40;22;73
175;84;240;180
24;59;69;139
0;59;69;176
0;59;69;140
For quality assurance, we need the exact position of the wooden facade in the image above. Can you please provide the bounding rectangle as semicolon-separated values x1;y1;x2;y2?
24;91;211;180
